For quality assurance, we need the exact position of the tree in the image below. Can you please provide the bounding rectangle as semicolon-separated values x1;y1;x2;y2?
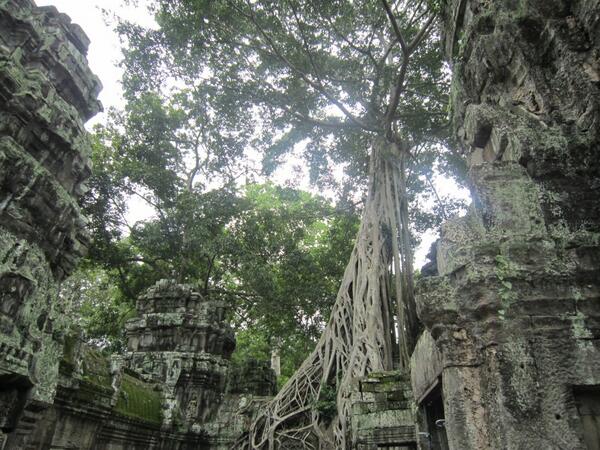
113;0;460;446
81;123;359;373
228;183;359;385
59;265;134;351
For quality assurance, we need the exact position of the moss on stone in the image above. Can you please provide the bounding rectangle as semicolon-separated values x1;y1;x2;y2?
115;374;163;425
494;254;519;318
80;346;112;388
62;333;78;366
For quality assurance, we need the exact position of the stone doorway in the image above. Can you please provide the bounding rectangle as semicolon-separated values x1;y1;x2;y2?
575;387;600;450
421;385;449;450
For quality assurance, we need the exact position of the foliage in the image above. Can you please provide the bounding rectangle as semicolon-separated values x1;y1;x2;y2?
80;121;358;365
232;326;319;389
59;265;134;351
116;0;463;200
76;1;471;446
228;183;359;338
313;383;337;423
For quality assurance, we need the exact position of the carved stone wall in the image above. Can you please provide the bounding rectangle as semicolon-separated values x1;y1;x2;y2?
0;0;101;447
124;279;236;427
412;1;600;449
0;3;272;448
351;371;417;450
0;280;274;449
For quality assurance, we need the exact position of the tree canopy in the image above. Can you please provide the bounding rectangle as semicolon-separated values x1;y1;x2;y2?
75;123;359;373
68;0;469;447
116;0;461;194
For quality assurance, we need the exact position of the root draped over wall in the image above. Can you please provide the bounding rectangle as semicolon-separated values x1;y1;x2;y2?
244;137;418;449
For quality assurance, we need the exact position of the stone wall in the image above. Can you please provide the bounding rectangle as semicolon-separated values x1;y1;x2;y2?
26;340;208;450
0;2;275;447
0;0;101;447
4;0;598;448
1;279;275;450
412;1;600;449
351;371;417;450
124;279;236;427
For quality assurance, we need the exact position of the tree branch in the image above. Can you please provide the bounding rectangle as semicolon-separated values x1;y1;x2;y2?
384;58;409;134
186;128;204;192
208;287;260;299
316;4;379;69
237;2;379;133
289;2;323;82
408;13;436;53
381;0;408;56
203;254;216;294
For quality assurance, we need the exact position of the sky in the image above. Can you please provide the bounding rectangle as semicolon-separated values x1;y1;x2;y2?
35;0;469;268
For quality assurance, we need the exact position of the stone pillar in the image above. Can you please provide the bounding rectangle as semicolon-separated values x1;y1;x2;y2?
414;1;600;449
0;0;101;447
124;279;236;427
270;338;281;378
351;371;417;449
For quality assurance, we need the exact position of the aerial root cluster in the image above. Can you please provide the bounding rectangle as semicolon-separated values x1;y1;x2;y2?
239;140;416;450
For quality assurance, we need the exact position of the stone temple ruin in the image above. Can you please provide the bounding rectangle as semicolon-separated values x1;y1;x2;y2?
0;1;275;448
0;0;599;449
412;1;600;448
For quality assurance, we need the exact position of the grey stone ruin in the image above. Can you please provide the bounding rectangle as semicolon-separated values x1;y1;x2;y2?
1;0;599;449
410;0;600;449
124;279;236;427
0;1;276;449
349;1;600;449
0;0;101;446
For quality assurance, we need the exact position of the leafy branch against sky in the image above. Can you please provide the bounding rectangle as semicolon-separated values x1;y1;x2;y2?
37;0;469;267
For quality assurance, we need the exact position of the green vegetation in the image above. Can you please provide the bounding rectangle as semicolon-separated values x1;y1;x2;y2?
314;383;337;423
62;0;468;393
494;254;518;317
80;346;112;388
115;374;163;424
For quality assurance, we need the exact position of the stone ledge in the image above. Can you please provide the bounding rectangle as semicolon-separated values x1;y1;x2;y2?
0;0;102;119
0;136;89;278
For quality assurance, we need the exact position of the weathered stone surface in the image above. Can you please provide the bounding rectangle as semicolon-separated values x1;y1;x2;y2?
1;281;273;449
351;371;417;449
203;394;273;450
410;331;443;403
0;2;271;448
124;279;236;428
226;358;277;397
0;0;103;279
445;0;600;230
4;0;597;448
0;1;101;446
412;1;600;449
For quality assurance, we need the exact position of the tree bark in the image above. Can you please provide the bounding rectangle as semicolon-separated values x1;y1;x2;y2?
242;136;418;449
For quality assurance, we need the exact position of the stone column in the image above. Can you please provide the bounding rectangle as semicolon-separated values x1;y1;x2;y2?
0;0;101;446
124;279;236;427
270;338;281;378
414;1;600;449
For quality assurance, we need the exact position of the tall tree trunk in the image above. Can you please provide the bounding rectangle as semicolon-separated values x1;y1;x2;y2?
243;137;418;449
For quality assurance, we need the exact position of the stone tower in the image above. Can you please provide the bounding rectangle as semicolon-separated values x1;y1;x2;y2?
0;0;101;446
411;1;600;449
125;279;236;427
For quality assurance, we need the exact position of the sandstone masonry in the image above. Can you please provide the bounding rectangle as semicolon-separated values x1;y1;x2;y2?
410;1;600;449
0;2;275;449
